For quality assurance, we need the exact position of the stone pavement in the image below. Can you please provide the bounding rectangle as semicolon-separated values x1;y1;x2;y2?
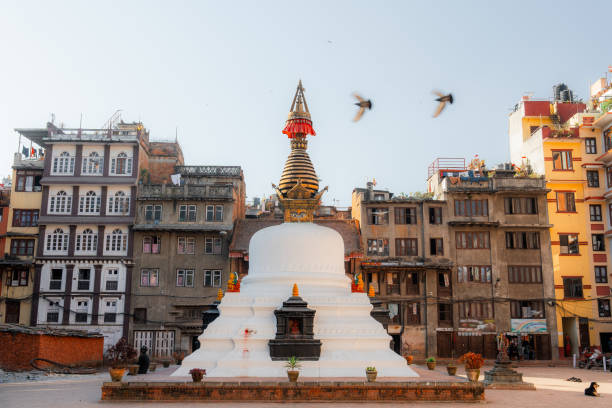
1;364;611;407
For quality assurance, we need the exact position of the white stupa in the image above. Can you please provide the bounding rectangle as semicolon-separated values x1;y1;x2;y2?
173;82;417;378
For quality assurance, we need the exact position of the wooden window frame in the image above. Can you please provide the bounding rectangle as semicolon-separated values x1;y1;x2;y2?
552;150;573;170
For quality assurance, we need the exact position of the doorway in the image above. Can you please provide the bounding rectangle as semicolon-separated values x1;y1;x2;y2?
562;317;579;356
5;301;20;323
579;318;590;349
391;334;401;354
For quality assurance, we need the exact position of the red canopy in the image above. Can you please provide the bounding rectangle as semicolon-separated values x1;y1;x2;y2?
282;118;316;139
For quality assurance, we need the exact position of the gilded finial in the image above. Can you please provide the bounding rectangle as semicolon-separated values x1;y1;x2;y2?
292;283;299;297
368;285;375;297
217;289;223;301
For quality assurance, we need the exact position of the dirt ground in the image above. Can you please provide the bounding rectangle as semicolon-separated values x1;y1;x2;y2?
1;364;611;407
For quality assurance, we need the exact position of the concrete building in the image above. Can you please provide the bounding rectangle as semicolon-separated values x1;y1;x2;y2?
16;121;180;348
509;80;612;355
130;165;245;357
0;151;44;325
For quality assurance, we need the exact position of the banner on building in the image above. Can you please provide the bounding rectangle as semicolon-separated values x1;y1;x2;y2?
511;319;547;333
458;318;496;335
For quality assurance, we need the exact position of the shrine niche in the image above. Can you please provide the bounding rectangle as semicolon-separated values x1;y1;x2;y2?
268;284;321;361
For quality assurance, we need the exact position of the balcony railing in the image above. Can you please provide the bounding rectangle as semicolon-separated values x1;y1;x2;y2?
138;184;233;200
176;166;241;177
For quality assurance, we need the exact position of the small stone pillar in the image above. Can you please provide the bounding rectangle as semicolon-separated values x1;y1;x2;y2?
483;334;535;389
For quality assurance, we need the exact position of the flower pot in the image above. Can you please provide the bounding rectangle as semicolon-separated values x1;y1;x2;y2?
426;362;436;370
446;365;457;376
287;370;299;383
162;361;170;368
176;359;183;365
191;373;203;383
366;370;377;382
127;364;139;376
109;367;126;382
404;355;413;365
465;368;480;382
149;363;157;372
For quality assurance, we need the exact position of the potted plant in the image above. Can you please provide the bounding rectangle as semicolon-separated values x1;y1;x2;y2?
404;355;413;365
459;352;484;382
426;357;436;370
106;338;137;382
173;351;185;365
285;356;301;382
161;359;171;368
446;362;457;376
189;368;206;383
365;366;377;382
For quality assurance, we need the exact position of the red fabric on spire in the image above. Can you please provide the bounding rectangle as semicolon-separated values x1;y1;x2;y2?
282;118;316;139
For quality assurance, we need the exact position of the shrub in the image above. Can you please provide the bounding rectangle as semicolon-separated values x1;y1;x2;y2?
459;352;484;369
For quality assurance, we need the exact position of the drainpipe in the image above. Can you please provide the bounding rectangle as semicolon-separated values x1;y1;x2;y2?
420;201;428;357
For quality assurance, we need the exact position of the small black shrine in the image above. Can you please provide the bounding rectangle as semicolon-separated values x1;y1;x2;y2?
268;284;321;361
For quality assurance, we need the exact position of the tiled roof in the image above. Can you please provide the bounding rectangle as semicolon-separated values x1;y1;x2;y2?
229;219;362;256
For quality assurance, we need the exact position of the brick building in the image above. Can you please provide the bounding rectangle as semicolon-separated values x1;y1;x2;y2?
130;165;245;356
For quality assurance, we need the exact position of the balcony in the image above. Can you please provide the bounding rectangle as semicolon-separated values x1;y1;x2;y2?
138;184;233;200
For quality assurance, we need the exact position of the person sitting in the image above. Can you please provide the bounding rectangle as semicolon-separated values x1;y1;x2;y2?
584;382;599;397
137;346;150;374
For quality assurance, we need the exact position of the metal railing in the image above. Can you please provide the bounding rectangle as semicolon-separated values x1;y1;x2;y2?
138;184;233;199
176;165;241;177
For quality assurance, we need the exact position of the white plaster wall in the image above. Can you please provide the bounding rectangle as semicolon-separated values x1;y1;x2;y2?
71;264;95;292
36;296;64;325
40;263;68;292
101;263;127;292
69;296;93;324
97;295;125;326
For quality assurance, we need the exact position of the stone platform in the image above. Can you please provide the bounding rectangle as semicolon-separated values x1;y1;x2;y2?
101;380;485;402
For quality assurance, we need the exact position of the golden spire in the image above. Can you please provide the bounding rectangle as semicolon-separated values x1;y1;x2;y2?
368;285;375;298
217;289;223;301
292;283;299;297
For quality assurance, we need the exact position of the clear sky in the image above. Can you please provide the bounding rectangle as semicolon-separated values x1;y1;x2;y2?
1;0;610;207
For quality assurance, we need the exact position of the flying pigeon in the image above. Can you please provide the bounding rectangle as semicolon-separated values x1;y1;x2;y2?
353;93;372;122
433;91;453;118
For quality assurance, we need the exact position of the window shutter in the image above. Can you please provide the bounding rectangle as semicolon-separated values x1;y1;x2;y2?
127;158;132;175
111;158;116;174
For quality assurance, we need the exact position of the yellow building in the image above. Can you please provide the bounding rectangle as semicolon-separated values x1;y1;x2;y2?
0;151;43;325
510;84;612;356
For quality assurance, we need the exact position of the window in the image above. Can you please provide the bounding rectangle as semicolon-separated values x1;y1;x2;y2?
204;237;222;254
134;308;147;324
12;209;39;227
15;171;42;192
563;277;583;298
438;303;452;323
145;205;162;222
77;268;91;290
556;192;576;212
46;299;60;323
598;299;611;318
457;266;492;283
608;167;612;188
140;269;159;287
454;199;488;216
395;238;417;256
82;151;103;175
585;138;597;154
595;266;608;283
366;207;388;225
386;272;400;295
559;234;579;254
406;271;419;294
430;238;443;255
49;190;72;214
179;205;196;222
455;231;490;249
177;237;196;254
394;207;417;224
587;170;600;188
176;269;195;287
8;269;28;286
103;300;117;323
75;229;98;253
592;234;605;251
105;229;127;253
142;236;161;254
10;239;35;256
105;269;119;291
429;207;442;224
108;191;130;214
111;152;132;175
508;266;542;283
459;302;493;319
75;300;88;323
49;268;63;290
510;301;545;318
204;270;222;287
367;238;389;256
46;228;69;252
590;204;602;221
504;197;538;214
552;150;573;170
52;151;75;174
505;231;540;249
405;302;420;325
79;191;101;214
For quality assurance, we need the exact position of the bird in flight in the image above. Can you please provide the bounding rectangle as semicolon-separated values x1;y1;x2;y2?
353;93;372;122
433;91;453;118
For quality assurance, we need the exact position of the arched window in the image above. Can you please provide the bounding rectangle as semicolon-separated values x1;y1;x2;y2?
49;190;72;214
76;228;98;253
108;190;130;214
79;190;100;214
82;151;103;175
106;228;127;252
111;152;132;175
52;151;74;174
46;228;68;252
